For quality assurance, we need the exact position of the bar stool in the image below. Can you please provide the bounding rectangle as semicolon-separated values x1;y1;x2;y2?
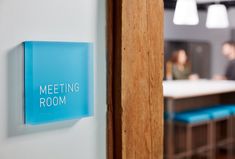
201;106;231;159
173;110;212;159
221;105;235;142
221;105;235;158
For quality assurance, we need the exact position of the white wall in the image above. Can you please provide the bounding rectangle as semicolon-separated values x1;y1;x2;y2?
229;8;235;28
0;0;106;159
164;10;231;76
229;8;235;41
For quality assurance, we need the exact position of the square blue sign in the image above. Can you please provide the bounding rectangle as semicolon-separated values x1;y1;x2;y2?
24;41;94;125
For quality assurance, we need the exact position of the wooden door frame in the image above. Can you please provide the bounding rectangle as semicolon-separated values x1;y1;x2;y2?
107;0;164;158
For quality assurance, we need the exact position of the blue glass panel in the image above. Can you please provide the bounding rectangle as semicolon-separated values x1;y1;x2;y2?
24;41;94;125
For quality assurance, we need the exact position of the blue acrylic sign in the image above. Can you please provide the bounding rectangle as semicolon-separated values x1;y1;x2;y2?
24;41;94;125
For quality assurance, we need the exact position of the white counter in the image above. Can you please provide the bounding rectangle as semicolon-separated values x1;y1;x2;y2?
163;80;235;99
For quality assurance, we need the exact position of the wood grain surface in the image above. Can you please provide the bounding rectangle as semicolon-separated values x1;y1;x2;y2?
108;0;164;158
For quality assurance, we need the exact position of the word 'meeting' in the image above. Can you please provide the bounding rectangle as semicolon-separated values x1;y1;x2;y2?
39;82;80;108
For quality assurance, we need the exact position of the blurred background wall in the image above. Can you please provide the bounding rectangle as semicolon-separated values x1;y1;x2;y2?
164;9;235;76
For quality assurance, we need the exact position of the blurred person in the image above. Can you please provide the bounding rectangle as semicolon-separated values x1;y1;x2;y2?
166;49;199;80
214;41;235;80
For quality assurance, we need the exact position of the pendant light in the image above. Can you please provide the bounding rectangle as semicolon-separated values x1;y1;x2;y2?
173;0;199;25
206;4;229;28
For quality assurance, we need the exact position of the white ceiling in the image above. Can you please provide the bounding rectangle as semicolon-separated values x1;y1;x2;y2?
196;0;234;4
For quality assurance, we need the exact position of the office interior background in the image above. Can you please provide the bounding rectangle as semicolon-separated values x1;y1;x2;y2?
164;0;235;159
164;0;235;77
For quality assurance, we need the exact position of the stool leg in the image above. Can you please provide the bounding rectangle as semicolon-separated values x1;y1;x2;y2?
231;116;235;158
227;117;233;159
230;116;235;159
186;125;192;159
233;116;235;158
166;125;172;159
208;122;215;159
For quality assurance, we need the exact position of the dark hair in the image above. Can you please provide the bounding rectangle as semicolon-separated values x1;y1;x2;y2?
171;49;189;66
223;41;235;47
